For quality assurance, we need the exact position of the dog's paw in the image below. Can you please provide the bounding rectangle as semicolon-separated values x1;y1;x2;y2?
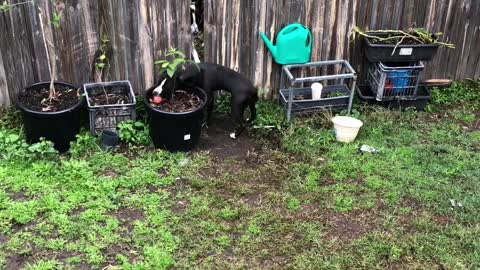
229;133;237;140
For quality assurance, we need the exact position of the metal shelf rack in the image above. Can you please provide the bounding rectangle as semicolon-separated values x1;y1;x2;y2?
280;60;357;122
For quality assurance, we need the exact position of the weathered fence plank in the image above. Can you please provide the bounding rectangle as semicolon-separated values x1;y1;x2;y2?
204;0;480;98
0;0;192;106
1;0;479;105
0;51;9;107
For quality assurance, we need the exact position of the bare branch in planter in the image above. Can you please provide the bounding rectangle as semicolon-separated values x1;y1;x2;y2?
37;1;63;105
352;26;455;49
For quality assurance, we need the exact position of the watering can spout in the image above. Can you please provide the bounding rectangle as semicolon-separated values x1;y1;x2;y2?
260;32;277;58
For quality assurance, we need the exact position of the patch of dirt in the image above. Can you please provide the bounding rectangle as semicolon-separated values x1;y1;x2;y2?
103;243;137;267
17;85;80;112
323;212;373;241
171;200;188;214
101;169;119;178
5;254;29;269
400;196;423;210
197;116;258;160
242;192;263;208
0;233;7;245
260;256;289;269
432;214;453;226
8;190;28;201
153;90;203;112
115;208;144;231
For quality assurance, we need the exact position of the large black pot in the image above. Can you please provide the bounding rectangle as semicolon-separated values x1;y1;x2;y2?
16;81;85;152
144;85;207;152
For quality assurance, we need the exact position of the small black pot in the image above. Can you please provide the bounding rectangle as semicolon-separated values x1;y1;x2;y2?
16;81;85;152
100;130;120;151
144;85;207;152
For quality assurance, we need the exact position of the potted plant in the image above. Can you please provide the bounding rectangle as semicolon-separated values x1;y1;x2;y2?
352;27;455;62
83;36;136;135
144;48;207;152
6;2;85;152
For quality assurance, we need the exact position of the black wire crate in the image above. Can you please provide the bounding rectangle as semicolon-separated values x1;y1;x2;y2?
367;61;424;101
84;80;136;135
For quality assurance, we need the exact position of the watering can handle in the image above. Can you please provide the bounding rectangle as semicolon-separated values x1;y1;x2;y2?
306;30;312;47
280;24;299;35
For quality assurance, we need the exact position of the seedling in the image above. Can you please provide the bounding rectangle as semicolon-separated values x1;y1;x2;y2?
152;48;198;103
94;36;111;103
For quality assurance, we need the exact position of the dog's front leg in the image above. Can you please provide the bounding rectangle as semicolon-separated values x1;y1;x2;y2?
206;91;215;124
229;102;245;139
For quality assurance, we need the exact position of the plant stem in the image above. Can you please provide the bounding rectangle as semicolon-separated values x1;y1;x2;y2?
38;6;56;102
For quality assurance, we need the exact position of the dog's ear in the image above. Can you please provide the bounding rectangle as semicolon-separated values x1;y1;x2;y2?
179;62;200;81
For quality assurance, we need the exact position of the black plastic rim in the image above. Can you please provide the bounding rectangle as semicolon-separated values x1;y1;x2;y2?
364;32;440;48
143;86;207;116
16;81;85;115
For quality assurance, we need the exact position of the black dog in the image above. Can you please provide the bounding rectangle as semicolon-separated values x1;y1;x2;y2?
177;63;258;139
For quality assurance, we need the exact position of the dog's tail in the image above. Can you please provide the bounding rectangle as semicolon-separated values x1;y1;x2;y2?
246;94;258;123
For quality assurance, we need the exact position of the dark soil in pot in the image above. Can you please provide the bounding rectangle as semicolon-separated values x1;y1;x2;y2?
17;84;80;112
87;85;131;106
145;85;207;152
150;90;203;112
16;81;85;152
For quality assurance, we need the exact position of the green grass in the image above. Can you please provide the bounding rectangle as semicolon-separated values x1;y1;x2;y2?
0;80;479;269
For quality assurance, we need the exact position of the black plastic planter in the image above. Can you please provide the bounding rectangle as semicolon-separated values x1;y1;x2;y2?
364;32;439;62
100;130;120;151
16;81;85;152
144;85;207;152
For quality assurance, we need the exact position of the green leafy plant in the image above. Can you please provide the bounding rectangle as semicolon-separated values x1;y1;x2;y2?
0;130;57;160
427;79;480;112
252;100;286;131
95;36;110;79
117;121;151;146
335;196;354;213
152;48;198;101
69;132;100;157
154;48;190;78
213;93;231;115
287;197;301;211
48;10;61;28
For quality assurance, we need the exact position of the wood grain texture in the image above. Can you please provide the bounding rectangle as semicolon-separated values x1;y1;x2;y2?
204;0;480;98
0;0;192;106
1;0;479;105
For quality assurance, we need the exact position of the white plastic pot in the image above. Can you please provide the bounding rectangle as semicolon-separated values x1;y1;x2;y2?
332;116;363;143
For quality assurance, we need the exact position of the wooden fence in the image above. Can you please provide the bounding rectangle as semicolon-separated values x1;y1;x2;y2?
1;0;480;106
204;0;480;99
0;0;192;106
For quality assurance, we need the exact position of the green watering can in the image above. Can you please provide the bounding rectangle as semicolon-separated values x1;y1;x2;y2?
260;23;312;65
